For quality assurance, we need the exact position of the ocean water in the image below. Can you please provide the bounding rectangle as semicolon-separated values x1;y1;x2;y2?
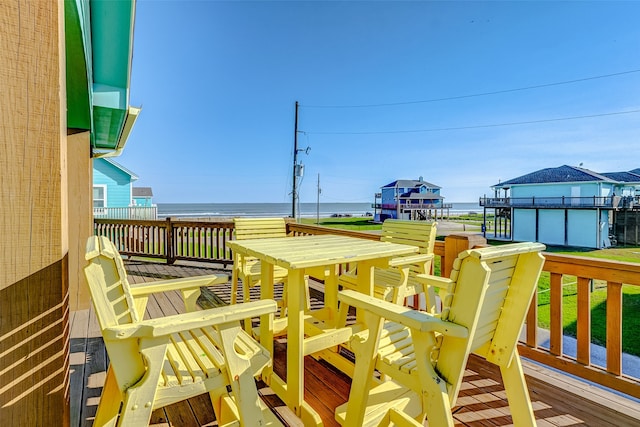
157;202;482;218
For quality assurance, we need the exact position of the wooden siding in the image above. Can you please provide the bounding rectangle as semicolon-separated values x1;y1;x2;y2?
69;132;94;311
0;1;70;425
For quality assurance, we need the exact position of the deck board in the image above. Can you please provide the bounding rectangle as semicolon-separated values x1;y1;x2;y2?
69;310;88;427
69;259;640;426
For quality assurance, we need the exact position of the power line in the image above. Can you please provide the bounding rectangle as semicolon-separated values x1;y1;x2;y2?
302;69;640;109
304;108;640;135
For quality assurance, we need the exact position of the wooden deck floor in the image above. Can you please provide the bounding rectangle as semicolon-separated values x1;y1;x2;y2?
69;259;640;426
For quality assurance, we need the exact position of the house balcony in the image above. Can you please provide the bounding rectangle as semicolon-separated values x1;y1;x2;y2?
374;202;453;210
480;196;619;209
93;205;158;220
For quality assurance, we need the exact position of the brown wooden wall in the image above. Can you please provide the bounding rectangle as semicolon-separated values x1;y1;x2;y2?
0;1;70;425
68;132;93;311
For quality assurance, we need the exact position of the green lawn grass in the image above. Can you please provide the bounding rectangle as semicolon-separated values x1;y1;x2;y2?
300;217;382;231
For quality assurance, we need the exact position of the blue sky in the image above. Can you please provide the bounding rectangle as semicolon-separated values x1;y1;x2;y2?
121;1;640;204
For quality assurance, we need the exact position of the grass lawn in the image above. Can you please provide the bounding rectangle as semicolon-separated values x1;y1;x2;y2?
300;217;382;231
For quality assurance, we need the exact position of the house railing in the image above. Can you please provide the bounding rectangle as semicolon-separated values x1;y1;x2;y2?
93;218;640;399
376;203;454;210
93;206;158;220
480;196;615;209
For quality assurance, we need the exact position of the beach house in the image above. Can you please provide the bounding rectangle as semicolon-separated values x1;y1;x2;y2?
133;186;154;207
374;177;450;221
93;158;157;219
480;165;640;248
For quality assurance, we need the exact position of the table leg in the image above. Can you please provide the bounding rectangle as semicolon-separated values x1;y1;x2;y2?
287;269;305;416
324;266;339;327
260;263;275;360
230;257;240;305
287;268;324;426
355;260;375;324
259;267;321;426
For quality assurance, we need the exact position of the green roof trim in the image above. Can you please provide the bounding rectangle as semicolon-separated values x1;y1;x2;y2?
91;0;135;91
65;0;92;130
65;0;140;155
93;106;140;158
92;106;127;149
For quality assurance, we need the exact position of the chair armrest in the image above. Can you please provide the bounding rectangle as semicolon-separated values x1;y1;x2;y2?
388;253;433;268
338;290;467;338
128;274;228;296
414;273;453;289
103;299;277;340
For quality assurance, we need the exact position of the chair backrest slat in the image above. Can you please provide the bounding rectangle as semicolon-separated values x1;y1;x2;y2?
84;236;140;331
380;219;436;254
234;217;287;240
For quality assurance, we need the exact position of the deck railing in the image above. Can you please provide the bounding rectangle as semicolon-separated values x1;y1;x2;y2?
93;206;158;220
481;195;640;210
519;253;640;399
93;218;640;399
94;217;235;264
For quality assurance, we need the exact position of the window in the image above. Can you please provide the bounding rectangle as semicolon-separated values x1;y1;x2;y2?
93;185;106;208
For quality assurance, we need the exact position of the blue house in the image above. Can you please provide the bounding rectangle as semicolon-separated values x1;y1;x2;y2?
93;158;156;219
481;165;640;248
374;177;449;222
133;187;154;207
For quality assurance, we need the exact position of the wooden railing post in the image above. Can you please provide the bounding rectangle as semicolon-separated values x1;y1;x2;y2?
549;272;564;356
607;281;623;375
443;234;487;278
166;217;175;264
576;276;592;365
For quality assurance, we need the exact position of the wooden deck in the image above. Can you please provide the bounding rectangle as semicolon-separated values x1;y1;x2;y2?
69;260;640;426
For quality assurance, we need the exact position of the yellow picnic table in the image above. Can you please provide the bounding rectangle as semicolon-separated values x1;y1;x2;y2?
227;234;419;426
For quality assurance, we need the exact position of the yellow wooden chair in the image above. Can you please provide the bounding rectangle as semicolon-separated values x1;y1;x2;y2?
335;242;545;427
338;220;437;308
231;218;289;305
84;236;282;427
231;217;309;320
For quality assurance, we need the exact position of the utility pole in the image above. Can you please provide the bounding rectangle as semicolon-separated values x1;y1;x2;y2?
316;173;321;224
396;182;401;219
292;101;299;218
